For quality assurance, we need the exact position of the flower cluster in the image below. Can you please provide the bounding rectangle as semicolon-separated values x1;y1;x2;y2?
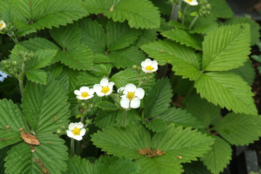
0;70;8;82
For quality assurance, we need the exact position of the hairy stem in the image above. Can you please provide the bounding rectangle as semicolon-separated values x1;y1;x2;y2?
182;4;188;25
70;138;75;156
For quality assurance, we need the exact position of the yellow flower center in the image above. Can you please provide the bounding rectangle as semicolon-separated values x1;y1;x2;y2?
127;92;135;100
145;65;153;71
72;128;81;135
101;86;110;94
187;0;193;2
81;92;89;98
0;23;3;28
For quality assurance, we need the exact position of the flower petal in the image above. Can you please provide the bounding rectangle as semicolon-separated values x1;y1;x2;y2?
120;97;130;109
141;60;149;68
66;130;74;138
125;84;136;92
88;88;95;95
93;84;102;93
130;98;141;108
108;82;115;88
75;122;83;129
145;58;152;64
100;78;109;86
74;90;81;96
80;128;86;136
117;87;125;93
142;67;153;73
85;95;94;100
77;96;85;100
106;88;113;95
96;90;105;97
73;135;82;141
80;86;89;93
135;88;145;99
69;123;76;130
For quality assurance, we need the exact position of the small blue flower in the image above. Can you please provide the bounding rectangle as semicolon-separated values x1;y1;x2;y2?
0;76;4;82
0;70;8;82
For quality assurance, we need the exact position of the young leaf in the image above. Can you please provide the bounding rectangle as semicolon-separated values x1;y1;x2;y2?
185;94;221;127
106;21;141;51
195;72;257;115
83;0;160;29
161;28;202;50
213;113;261;145
202;24;251;71
22;79;71;135
26;69;47;85
144;79;172;118
201;136;232;174
141;40;201;81
0;99;29;148
96;101;118;110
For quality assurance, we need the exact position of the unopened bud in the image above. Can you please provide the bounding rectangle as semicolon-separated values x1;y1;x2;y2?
56;129;62;134
206;4;211;10
132;65;137;69
86;119;92;125
12;61;17;65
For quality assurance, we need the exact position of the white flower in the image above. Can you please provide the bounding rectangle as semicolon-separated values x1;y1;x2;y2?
93;78;114;97
183;0;198;6
0;20;6;31
74;86;94;100
120;84;145;109
66;122;86;141
141;58;158;73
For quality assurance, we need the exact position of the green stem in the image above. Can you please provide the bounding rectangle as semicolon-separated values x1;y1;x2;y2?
189;15;199;29
70;138;75;156
122;110;127;127
178;0;182;9
182;84;194;107
8;31;19;44
76;116;85;155
182;4;188;25
18;62;26;97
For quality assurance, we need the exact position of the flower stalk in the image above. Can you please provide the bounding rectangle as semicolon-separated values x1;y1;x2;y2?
70;138;75;156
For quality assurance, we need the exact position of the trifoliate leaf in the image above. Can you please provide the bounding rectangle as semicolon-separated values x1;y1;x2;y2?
106;21;141;51
94;110;118;129
213;113;261;145
83;0;161;29
116;110;142;127
141;40;201;81
201;136;232;174
230;61;255;86
22;79;71;135
96;101;118;110
0;99;29;148
185;94;221;127
202;24;251;71
144;79;172;118
90;64;112;77
161;28;202;50
208;0;233;18
142;118;167;133
159;107;205;129
26;69;47;85
195;72;257;115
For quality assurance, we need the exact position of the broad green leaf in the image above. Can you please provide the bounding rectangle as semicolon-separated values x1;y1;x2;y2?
90;64;112;77
5;134;68;174
0;99;29;148
202;24;251;71
116;110;142;127
26;50;57;70
96;101;118;110
152;125;214;163
224;17;260;45
208;0;233;18
79;18;106;54
84;0;160;29
144;79;172;118
150;0;172;15
159;107;205;129
168;21;187;29
190;15;219;34
0;146;9;173
10;0;89;36
135;29;158;47
66;156;94;174
110;68;156;92
161;28;202;50
213;113;261;145
56;66;79;93
94;110;118;129
171;75;194;96
26;69;47;84
185;94;221;127
20;38;60;51
109;46;146;69
22;79;71;135
142;118;167;133
183;161;211;174
77;72;101;87
195;72;257;115
230;61;255;86
93;53;112;63
44;63;64;78
91;125;151;159
201;136;232;174
106;21;141;51
141;40;201;81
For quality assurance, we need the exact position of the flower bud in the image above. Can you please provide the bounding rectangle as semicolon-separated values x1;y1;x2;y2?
12;61;17;66
86;119;92;125
56;129;62;134
132;65;137;70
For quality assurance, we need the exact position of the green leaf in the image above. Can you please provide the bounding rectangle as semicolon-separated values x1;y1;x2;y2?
0;146;9;173
142;118;167;133
159;107;205;129
11;0;89;36
106;21;141;51
141;40;201;81
110;68;156;92
230;61;255;86
161;28;202;50
84;0;160;29
150;0;172;15
56;66;79;93
201;136;232;174
96;101;118;110
224;17;260;45
189;15;219;34
202;24;251;71
195;72;257;115
92;125;151;159
168;21;187;29
213;113;261;145
90;64;112;77
183;161;211;174
185;94;221;127
116;110;142;127
22;79;71;135
135;29;158;47
0;99;29;148
109;46;146;69
208;0;233;18
5;134;68;174
26;69;47;84
77;72;101;87
79;18;106;54
44;63;64;78
94;110;118;129
66;156;94;174
144;79;172;118
20;37;60;51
